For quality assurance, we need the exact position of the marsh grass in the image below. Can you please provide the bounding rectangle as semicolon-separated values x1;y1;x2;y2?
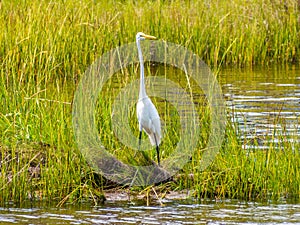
0;0;299;205
177;117;300;201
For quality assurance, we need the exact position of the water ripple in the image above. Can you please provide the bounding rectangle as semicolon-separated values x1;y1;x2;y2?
0;200;299;224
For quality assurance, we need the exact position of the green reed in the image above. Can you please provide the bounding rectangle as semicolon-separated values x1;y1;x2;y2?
0;0;299;204
177;118;300;201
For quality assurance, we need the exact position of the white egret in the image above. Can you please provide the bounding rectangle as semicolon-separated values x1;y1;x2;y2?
136;32;162;166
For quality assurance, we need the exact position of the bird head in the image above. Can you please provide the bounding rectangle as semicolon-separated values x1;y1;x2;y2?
136;32;157;41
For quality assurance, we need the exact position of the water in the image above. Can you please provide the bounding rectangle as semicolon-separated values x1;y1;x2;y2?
108;64;300;150
0;199;299;224
220;66;300;149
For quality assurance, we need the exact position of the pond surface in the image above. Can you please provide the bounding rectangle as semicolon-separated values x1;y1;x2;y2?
0;199;299;224
220;66;300;149
110;64;300;153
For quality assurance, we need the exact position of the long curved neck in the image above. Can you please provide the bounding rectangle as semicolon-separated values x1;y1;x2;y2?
136;39;147;99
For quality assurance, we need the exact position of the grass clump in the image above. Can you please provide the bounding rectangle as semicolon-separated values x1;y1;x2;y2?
187;123;300;201
0;0;299;205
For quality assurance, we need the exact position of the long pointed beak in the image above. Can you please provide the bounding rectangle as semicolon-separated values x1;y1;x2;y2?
142;34;157;40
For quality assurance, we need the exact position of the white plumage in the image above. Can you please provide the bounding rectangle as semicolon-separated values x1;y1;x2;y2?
137;97;161;146
136;32;162;165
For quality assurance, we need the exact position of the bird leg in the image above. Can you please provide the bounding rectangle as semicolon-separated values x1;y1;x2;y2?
134;131;142;158
154;134;160;166
138;131;142;150
156;145;160;166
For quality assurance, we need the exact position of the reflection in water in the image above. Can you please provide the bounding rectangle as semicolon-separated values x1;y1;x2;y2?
0;200;299;224
220;66;300;149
